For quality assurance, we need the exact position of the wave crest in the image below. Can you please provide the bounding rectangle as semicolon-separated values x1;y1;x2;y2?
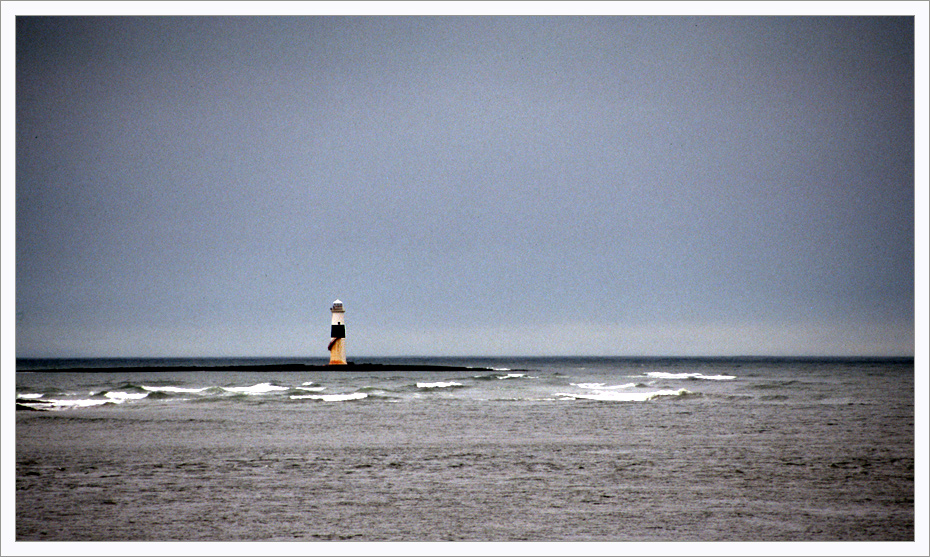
647;372;735;381
289;392;368;402
416;381;464;389
555;388;696;402
222;383;290;395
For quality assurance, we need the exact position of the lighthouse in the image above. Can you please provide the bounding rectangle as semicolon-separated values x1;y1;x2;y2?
328;300;346;365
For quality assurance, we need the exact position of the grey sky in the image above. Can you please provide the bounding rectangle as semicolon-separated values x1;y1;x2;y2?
11;12;919;357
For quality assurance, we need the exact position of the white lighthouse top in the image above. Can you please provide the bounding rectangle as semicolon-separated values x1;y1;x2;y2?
331;299;344;311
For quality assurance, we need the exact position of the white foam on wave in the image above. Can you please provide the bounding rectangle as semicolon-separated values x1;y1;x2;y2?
295;386;326;392
104;391;148;402
22;398;113;410
416;381;463;389
647;372;735;381
556;388;694;402
301;381;317;386
289;392;367;402
573;382;637;390
142;385;209;394
498;373;526;379
17;393;45;399
223;383;289;394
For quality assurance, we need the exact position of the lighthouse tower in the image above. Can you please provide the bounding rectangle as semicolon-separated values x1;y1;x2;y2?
328;300;346;365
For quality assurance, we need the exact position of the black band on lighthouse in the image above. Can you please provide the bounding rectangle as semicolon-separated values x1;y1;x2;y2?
331;324;345;338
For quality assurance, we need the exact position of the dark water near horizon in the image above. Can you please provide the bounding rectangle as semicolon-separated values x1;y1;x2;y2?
15;356;915;542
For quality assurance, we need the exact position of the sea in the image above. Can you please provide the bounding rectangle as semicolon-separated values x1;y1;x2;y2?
13;356;917;547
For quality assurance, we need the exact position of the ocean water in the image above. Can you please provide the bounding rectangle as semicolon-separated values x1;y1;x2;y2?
15;357;915;542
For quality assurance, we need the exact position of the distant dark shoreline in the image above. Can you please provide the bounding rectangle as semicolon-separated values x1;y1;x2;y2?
14;356;913;373
15;362;499;373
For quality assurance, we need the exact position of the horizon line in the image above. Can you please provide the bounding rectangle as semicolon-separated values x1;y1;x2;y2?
14;354;917;361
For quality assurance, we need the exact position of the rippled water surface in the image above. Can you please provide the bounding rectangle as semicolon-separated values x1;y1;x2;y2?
15;357;914;541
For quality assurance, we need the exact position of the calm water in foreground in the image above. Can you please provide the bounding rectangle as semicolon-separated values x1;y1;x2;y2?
15;356;914;542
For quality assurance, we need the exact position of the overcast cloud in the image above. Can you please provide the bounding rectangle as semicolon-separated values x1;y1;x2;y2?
11;11;918;357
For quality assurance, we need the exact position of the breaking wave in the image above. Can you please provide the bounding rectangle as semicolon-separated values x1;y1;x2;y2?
16;397;115;410
647;372;735;381
289;392;368;402
294;386;326;392
555;388;696;402
416;381;464;389
103;391;149;402
573;382;637;390
142;385;210;394
221;383;290;395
